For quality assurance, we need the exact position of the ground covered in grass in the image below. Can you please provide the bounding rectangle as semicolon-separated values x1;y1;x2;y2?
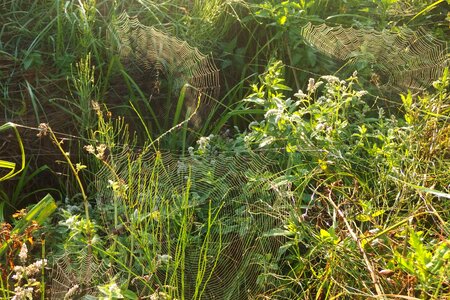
1;0;449;299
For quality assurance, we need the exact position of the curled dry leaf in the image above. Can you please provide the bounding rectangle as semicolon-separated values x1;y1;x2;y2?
379;269;395;277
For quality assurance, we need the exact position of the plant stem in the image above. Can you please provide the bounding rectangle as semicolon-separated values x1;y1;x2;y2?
47;126;91;237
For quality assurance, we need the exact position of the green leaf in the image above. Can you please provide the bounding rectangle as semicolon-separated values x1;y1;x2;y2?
278;15;287;25
273;83;292;91
409;230;431;267
371;210;385;217
122;289;138;300
395;251;415;274
0;122;25;181
259;136;275;147
320;228;331;239
0;194;57;257
0;160;15;176
409;0;445;23
244;96;266;105
173;84;188;127
404;113;413;125
427;242;450;274
286;143;297;153
263;227;294;237
356;214;371;222
400;91;413;108
388;176;450;199
23;51;43;70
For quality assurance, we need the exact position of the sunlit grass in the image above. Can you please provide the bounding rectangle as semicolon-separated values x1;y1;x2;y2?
0;0;448;299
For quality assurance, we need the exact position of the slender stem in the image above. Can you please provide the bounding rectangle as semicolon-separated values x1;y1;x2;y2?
48;126;92;241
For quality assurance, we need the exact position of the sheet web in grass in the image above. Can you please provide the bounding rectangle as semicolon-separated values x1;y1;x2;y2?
301;23;448;92
95;149;290;299
113;12;220;109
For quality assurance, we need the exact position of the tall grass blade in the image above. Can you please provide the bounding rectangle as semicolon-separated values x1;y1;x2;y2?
0;122;25;181
408;0;445;23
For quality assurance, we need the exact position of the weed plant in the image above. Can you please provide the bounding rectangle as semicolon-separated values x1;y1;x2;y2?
236;61;450;298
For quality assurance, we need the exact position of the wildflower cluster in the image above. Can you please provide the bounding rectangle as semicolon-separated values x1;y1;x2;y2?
10;243;47;300
84;143;108;161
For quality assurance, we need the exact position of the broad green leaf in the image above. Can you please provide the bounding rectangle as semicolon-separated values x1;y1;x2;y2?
409;230;431;267
0;194;57;257
122;289;138;300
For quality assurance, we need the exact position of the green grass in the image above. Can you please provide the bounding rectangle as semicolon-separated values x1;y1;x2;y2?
0;0;449;299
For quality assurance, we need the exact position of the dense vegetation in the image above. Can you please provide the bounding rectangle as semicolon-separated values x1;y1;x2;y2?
1;0;449;299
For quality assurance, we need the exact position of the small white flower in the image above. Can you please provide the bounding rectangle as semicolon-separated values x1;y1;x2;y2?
64;215;77;227
188;147;194;156
12;266;25;281
95;144;107;160
84;144;95;154
157;254;172;264
96;144;107;153
197;136;211;152
307;78;315;92
321;75;340;83
91;100;100;111
19;243;28;263
12;286;33;300
370;238;383;247
294;89;307;99
26;259;47;276
356;90;368;97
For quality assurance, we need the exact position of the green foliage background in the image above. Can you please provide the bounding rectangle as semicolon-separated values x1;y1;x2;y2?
0;0;449;299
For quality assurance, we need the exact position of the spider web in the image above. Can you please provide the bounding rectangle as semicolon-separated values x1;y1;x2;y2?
300;22;448;91
50;248;113;299
95;148;291;299
113;12;220;106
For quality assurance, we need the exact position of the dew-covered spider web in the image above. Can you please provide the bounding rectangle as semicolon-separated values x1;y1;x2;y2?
50;248;113;299
301;23;448;91
113;12;220;106
94;148;291;299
